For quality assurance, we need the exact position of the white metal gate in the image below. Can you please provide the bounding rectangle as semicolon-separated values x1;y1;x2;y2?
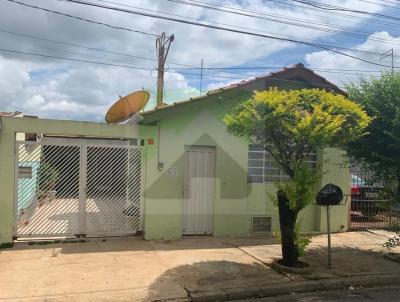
15;138;143;239
183;147;215;235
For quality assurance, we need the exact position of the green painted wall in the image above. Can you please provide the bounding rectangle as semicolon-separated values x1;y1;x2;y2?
318;148;351;232
0;94;351;244
0;131;16;244
140;90;351;240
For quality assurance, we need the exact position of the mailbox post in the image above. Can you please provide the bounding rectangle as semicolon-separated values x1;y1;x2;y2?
316;183;343;268
326;205;332;267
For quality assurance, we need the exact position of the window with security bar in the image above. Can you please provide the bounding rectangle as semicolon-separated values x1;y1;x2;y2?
247;144;318;183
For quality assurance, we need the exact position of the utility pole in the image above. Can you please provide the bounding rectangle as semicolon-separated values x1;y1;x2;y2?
156;32;174;108
199;58;204;96
380;48;394;72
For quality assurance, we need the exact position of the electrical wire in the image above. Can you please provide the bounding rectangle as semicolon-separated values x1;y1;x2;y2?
355;0;400;10
58;0;396;68
265;0;400;26
290;0;400;22
165;0;400;45
0;46;253;80
0;46;375;89
94;0;400;48
92;0;400;53
0;28;196;68
8;0;400;58
0;28;389;77
4;0;159;37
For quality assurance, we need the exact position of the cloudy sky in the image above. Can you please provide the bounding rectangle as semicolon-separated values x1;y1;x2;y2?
0;0;399;121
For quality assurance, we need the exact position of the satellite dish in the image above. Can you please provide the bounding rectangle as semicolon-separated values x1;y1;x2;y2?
105;90;150;124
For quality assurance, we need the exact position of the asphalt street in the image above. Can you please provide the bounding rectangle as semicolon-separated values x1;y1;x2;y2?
234;286;400;302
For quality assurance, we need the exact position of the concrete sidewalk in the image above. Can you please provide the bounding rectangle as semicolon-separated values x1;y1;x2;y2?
0;230;399;301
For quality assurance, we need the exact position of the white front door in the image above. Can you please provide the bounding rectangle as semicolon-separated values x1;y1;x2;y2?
183;147;215;235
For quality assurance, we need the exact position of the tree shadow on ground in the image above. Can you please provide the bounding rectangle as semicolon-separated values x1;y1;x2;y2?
301;245;400;279
145;246;400;301
145;260;287;301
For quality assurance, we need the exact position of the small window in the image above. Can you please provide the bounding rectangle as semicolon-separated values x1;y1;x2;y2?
25;133;37;141
251;216;272;233
247;144;317;183
18;166;32;179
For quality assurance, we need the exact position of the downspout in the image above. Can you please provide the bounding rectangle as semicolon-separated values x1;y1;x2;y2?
157;121;163;170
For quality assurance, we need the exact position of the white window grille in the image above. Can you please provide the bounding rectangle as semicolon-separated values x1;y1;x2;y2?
247;144;317;183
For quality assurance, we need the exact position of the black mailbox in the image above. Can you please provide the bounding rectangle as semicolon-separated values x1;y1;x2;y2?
316;183;343;206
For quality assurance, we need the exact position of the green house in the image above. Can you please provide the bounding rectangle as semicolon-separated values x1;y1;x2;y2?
0;64;350;244
139;63;350;240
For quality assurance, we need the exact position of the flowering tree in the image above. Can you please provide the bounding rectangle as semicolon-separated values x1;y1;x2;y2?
224;88;370;267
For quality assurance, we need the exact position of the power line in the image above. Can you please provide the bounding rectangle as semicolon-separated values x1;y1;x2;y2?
185;0;400;31
59;0;396;68
0;46;251;80
266;0;400;26
0;27;388;78
0;47;372;89
355;0;400;10
95;0;400;48
5;0;159;37
93;0;400;54
175;66;384;73
0;27;196;68
0;47;154;70
290;0;400;22
165;0;400;46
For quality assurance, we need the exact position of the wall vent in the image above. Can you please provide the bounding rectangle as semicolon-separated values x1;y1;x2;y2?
251;216;272;233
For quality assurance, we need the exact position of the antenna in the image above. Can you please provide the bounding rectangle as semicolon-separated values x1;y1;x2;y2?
105;91;150;124
156;32;174;108
380;49;394;72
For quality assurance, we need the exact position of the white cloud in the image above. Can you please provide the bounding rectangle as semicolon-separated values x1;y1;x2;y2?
305;31;399;87
0;0;390;120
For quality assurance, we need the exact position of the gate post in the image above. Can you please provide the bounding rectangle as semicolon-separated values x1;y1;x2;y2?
0;132;17;245
140;146;145;232
78;143;87;237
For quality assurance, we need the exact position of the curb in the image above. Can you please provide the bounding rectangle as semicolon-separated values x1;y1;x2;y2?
189;273;400;302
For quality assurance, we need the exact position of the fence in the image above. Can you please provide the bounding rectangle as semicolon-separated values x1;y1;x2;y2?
350;165;400;230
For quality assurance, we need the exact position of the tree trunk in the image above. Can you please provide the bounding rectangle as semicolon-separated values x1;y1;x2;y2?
277;190;299;267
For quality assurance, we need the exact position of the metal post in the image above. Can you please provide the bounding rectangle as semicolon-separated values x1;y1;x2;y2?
78;143;87;238
391;48;394;72
379;49;394;73
326;205;332;268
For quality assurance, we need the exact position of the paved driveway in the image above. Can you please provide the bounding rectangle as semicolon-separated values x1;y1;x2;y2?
0;236;288;301
0;230;397;301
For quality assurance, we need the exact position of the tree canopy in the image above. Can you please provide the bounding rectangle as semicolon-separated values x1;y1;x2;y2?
346;73;400;194
224;88;371;267
224;88;371;181
224;88;370;267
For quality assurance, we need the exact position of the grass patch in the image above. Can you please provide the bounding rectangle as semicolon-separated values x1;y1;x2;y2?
0;242;13;249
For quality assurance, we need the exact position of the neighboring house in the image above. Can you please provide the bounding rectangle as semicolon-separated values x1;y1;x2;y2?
0;64;350;244
0;113;42;224
0;111;23;117
139;63;350;240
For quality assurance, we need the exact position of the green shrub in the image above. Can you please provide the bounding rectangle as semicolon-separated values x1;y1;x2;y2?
274;223;312;258
0;242;13;249
383;232;400;250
